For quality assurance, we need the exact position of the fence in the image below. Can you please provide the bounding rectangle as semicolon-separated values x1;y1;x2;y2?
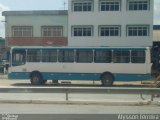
0;87;159;101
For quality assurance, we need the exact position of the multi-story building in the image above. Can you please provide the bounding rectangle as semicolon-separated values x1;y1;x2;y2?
2;10;68;47
68;0;154;47
2;0;154;48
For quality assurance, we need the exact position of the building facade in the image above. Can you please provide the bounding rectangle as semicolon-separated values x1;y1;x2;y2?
2;10;68;47
68;0;154;47
2;0;154;47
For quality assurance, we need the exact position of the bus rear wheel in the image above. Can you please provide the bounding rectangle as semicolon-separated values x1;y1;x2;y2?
101;73;114;86
30;72;44;85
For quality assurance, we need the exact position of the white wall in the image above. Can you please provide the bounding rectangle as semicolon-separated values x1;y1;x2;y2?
68;0;154;47
6;15;68;37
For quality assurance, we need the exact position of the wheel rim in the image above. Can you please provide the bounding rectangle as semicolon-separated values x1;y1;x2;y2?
31;73;42;85
32;75;39;83
101;74;113;86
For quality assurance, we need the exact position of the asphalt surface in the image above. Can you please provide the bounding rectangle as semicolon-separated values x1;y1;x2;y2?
0;104;160;114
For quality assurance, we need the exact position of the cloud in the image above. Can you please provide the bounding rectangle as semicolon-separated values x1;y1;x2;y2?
0;3;10;37
0;3;10;21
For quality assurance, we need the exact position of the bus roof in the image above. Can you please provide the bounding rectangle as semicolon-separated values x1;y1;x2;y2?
11;46;150;50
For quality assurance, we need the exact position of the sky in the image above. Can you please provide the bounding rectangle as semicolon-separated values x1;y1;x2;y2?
0;0;160;38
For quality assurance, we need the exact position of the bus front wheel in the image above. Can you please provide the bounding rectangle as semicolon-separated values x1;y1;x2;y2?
30;72;43;85
101;73;114;86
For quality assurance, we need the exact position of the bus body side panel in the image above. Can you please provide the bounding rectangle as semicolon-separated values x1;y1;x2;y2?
8;72;152;81
8;62;153;81
8;72;30;80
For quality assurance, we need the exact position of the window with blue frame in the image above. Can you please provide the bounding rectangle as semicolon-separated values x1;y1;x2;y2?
73;26;93;36
127;26;149;36
100;0;121;11
99;25;120;36
73;0;93;12
128;0;149;11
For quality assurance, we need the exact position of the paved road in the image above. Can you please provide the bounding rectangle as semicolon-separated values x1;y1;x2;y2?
0;104;160;114
0;104;159;120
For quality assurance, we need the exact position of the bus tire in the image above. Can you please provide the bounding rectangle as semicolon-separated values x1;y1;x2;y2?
30;72;43;85
101;72;114;86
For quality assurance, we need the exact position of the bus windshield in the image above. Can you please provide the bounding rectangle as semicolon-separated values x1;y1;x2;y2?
12;50;26;66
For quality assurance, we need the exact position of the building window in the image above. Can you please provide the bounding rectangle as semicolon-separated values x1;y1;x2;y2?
100;0;121;11
12;26;33;37
127;25;149;36
72;26;93;36
99;25;120;36
42;26;63;37
72;0;93;12
127;0;149;11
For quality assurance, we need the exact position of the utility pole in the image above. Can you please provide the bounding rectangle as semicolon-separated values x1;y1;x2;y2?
63;0;67;10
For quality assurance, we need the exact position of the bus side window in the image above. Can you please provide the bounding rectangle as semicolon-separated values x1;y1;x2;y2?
12;50;26;66
131;50;145;63
42;50;57;62
94;50;112;63
76;50;93;63
113;50;130;63
58;50;74;63
27;50;41;62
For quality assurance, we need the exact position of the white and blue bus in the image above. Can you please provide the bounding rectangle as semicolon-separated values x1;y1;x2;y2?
8;46;153;86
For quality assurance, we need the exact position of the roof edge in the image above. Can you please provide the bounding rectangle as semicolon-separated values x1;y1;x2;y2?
2;10;68;16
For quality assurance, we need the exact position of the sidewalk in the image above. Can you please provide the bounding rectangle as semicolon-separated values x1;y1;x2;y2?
0;93;159;106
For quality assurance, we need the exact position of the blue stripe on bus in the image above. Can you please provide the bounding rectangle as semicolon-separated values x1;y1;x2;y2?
8;72;152;81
